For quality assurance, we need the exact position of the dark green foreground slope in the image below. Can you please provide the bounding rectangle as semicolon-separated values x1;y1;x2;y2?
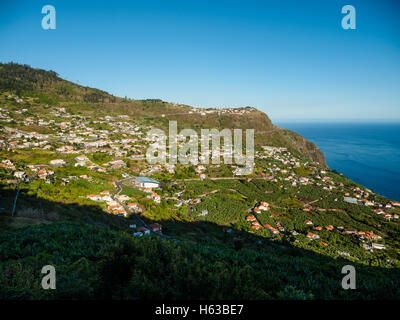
0;221;399;300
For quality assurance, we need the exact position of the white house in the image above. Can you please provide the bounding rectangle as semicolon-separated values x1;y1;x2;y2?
50;159;66;167
87;194;102;201
372;243;386;250
14;171;25;179
344;197;358;204
127;203;139;211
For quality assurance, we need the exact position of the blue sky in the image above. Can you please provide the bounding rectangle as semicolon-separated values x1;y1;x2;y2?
0;0;399;122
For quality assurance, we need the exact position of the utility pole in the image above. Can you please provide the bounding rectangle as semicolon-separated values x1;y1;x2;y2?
11;180;20;217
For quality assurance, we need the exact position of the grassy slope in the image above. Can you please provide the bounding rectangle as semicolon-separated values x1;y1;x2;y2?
1;220;399;300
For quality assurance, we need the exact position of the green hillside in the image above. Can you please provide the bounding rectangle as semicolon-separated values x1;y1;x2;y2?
0;62;325;165
0;62;399;300
1;221;399;300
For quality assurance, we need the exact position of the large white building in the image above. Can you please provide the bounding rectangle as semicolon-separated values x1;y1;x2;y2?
135;177;161;189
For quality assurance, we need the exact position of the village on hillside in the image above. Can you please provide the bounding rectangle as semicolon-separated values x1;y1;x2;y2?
1;93;400;267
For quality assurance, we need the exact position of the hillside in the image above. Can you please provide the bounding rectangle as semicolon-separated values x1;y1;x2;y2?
0;62;399;300
1;220;399;300
0;62;326;166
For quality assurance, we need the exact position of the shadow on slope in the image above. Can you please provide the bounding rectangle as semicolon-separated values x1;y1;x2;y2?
0;184;399;300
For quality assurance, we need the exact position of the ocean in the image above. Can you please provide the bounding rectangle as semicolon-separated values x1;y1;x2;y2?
276;122;400;201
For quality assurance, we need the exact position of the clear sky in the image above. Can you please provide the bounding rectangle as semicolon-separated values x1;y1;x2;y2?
0;0;399;122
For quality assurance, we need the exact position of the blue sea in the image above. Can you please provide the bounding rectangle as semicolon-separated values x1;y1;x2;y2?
276;122;400;201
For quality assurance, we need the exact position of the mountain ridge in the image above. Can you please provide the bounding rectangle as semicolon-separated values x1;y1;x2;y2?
0;62;326;166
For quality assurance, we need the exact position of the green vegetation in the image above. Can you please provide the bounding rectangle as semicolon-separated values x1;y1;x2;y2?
0;221;399;300
0;62;399;300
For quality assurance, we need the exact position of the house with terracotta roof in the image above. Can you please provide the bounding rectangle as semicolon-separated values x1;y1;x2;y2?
251;222;261;230
262;224;280;236
374;209;385;215
246;215;257;222
383;213;392;220
307;232;320;240
259;202;270;210
269;228;280;236
361;199;374;206
150;192;161;203
149;223;162;233
87;194;102;201
253;208;261;214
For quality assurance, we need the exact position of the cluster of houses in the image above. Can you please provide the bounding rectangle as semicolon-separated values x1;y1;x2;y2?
264;224;281;236
244;201;283;235
103;159;126;170
1;105;154;166
253;201;270;214
107;203;127;216
373;208;399;220
245;215;261;230
304;219;384;250
244;215;281;236
186;106;254;116
37;168;54;181
257;145;400;229
87;191;128;217
0;159;15;170
1;95;400;257
242;209;387;251
344;195;400;220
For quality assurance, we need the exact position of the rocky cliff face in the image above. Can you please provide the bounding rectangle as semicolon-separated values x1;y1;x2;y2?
275;127;326;166
246;111;326;166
